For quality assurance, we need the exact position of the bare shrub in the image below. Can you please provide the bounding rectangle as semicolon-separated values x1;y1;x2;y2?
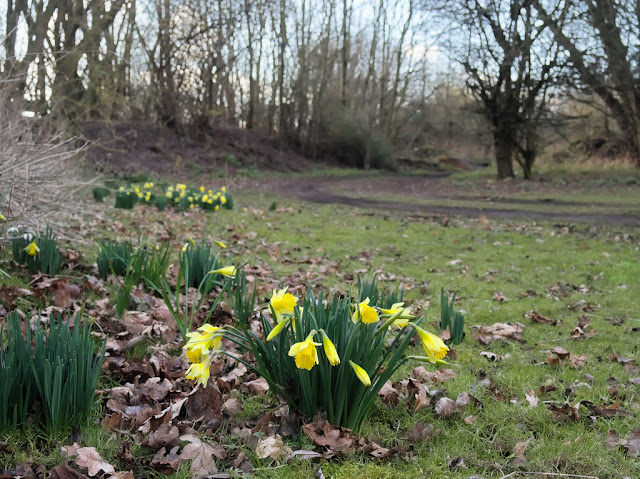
0;82;88;234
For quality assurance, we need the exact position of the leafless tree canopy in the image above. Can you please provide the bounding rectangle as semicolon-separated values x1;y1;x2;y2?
1;0;638;178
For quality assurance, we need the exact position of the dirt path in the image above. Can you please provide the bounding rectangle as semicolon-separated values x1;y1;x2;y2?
245;174;640;227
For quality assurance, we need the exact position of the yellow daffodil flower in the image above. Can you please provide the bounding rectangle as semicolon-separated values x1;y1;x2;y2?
184;324;224;357
266;318;290;341
186;357;213;387
351;297;379;324
210;265;237;277
270;287;297;321
411;324;449;363
380;302;412;327
214;204;219;210
0;213;6;222
200;186;205;192
24;240;39;256
320;330;340;366
215;240;226;249
349;361;371;386
221;186;226;192
289;331;321;370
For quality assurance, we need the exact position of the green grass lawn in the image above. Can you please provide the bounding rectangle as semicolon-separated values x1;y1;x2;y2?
2;172;639;478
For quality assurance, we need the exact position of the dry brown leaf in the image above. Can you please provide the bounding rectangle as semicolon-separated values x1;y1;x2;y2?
512;437;533;457
302;421;356;455
525;390;539;408
493;292;509;302
144;422;180;449
408;421;436;442
378;380;400;406
407;378;430;410
180;433;226;475
139;377;173;402
150;446;181;474
186;383;223;423
290;450;322;460
548;403;580;422
255;435;292;461
479;351;500;361
463;415;478;425
72;447;116;477
545;348;588;368
222;397;244;416
434;368;458;382
581;401;633;418
455;392;471;411
109;472;135;479
606;429;640;458
410;366;434;383
524;311;557;325
470;323;524;345
46;462;90;478
243;377;270;395
434;397;456;418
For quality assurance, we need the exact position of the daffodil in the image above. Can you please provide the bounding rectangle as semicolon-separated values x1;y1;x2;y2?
210;265;237;277
270;287;297;321
380;302;412;327
24;240;39;256
349;361;371;386
320;330;340;366
351;297;379;324
266;317;290;341
215;240;226;249
184;324;224;357
289;331;321;370
410;324;449;363
186;356;213;387
221;186;226;192
0;213;6;222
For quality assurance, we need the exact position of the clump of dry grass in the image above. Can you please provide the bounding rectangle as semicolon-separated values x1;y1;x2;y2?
0;83;90;235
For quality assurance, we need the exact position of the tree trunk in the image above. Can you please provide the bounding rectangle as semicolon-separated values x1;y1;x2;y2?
494;131;515;179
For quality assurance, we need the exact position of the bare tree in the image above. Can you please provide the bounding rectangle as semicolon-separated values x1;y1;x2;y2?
448;0;559;179
532;0;640;165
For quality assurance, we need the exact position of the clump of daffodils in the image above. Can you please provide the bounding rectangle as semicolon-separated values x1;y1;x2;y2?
182;280;450;431
105;182;233;212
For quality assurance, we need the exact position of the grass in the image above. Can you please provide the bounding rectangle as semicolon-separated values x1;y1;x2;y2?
2;168;639;478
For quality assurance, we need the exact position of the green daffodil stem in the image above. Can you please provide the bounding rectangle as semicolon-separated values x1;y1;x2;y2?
373;309;405;337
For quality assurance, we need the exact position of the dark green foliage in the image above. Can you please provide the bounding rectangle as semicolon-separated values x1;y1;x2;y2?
97;240;170;316
11;227;62;275
440;288;465;345
222;192;233;210
92;187;111;202
114;190;138;209
97;240;134;279
154;196;168;211
269;201;277;211
231;269;256;327
0;311;105;435
357;274;403;309
251;290;420;430
180;241;220;289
